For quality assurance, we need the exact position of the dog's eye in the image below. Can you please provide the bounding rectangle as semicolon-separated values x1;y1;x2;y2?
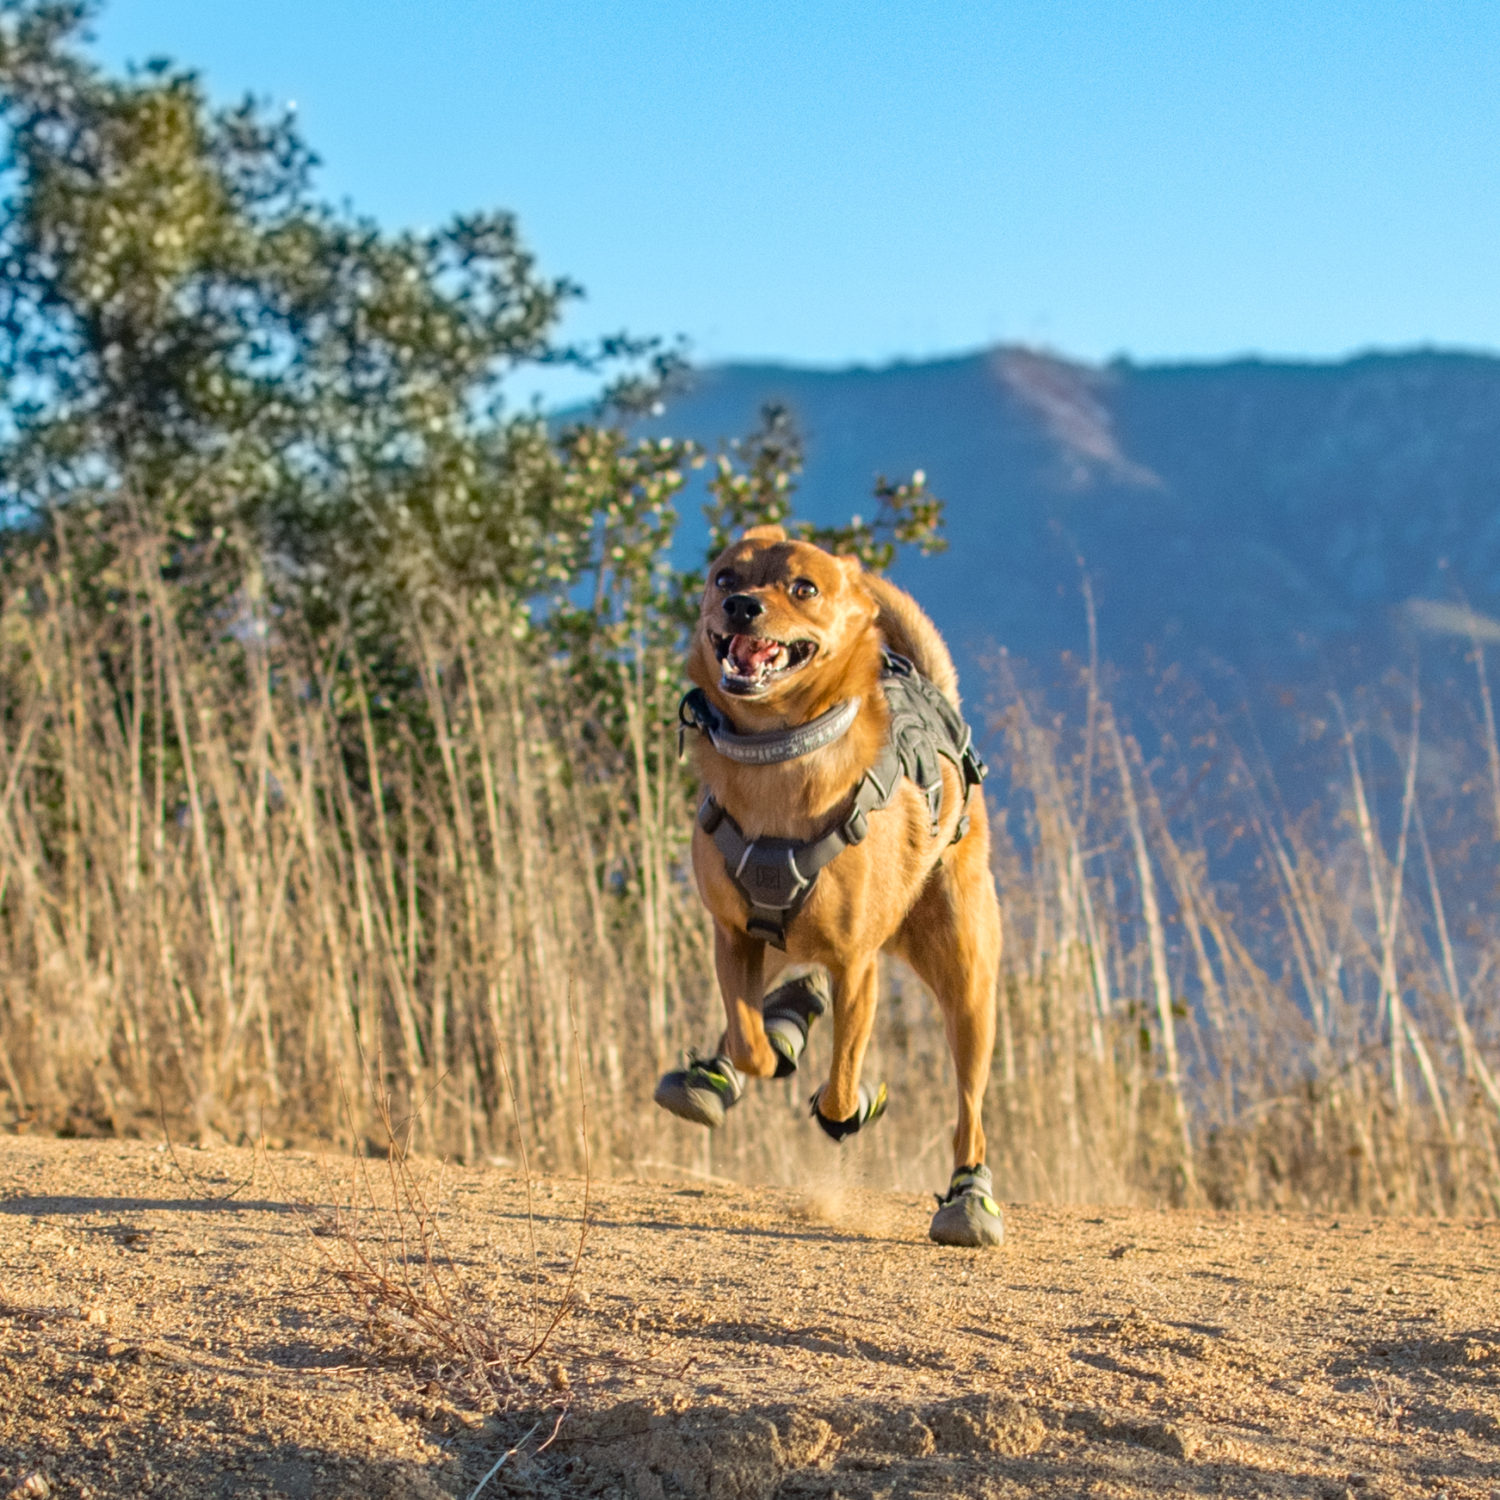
713;569;736;590
790;578;819;601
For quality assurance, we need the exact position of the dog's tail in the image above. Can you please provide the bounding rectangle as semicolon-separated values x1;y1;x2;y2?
862;572;962;709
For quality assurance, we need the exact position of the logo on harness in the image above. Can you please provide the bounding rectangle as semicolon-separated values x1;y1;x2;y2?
734;842;810;910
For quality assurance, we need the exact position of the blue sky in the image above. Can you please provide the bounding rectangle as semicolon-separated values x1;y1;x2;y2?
94;1;1500;387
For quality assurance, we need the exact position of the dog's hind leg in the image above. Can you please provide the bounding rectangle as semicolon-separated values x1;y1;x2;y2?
896;836;1005;1245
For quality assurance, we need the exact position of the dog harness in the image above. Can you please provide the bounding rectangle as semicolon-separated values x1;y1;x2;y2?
678;651;987;949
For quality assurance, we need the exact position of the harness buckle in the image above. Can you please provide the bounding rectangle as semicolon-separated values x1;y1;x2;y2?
962;741;988;790
736;843;810;911
746;915;785;945
698;795;725;834
678;687;721;761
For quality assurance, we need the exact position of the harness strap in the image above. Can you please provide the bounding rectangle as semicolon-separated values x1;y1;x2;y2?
879;651;986;837
685;651;987;949
698;738;901;949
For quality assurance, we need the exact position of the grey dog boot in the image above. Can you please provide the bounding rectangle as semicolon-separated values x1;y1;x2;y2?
929;1163;1005;1247
653;1053;745;1128
810;1080;889;1141
761;969;831;1077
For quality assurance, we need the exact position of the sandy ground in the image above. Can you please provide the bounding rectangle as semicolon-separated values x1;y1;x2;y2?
1;1136;1497;1499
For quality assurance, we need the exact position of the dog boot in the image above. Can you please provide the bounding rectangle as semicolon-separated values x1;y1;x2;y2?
810;1080;888;1141
653;1052;744;1128
762;970;831;1078
929;1163;1005;1247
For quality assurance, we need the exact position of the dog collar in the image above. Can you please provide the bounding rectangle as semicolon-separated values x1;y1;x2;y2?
678;688;861;765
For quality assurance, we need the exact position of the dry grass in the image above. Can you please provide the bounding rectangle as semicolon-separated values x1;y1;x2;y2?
0;518;711;1174
252;1050;592;1435
0;516;1497;1215
982;644;1500;1216
299;1144;579;1417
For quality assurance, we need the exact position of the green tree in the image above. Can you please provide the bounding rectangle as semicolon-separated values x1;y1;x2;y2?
0;0;949;1152
0;1;658;621
0;2;941;652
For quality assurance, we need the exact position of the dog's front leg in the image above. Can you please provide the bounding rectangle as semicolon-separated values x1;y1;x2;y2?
714;921;779;1078
815;956;881;1125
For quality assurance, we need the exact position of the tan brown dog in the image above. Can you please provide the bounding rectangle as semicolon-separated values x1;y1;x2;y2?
656;525;1005;1246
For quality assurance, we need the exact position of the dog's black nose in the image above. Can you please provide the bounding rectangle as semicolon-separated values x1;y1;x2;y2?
722;593;763;627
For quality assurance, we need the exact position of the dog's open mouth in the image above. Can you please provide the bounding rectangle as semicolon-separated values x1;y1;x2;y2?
711;631;817;695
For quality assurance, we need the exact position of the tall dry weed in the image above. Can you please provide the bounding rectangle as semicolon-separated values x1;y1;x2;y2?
1;517;1497;1214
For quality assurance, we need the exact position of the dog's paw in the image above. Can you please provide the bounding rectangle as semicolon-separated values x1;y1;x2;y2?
809;1080;888;1141
762;970;831;1078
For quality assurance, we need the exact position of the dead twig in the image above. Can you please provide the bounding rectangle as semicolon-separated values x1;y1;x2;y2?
467;1417;542;1500
155;1092;257;1205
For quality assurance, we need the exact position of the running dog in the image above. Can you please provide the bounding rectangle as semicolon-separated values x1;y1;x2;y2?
656;525;1005;1247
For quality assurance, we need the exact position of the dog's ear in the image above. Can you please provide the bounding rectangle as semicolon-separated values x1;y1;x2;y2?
740;524;787;543
841;559;879;619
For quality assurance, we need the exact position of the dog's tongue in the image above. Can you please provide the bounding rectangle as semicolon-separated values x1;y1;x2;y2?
728;635;780;674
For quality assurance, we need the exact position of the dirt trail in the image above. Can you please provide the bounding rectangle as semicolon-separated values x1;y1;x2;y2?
1;1137;1497;1499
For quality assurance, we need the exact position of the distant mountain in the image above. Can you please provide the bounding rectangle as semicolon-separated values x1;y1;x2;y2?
643;347;1500;731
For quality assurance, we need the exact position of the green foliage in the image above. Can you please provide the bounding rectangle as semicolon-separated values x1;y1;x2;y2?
702;402;803;556
1;4;586;617
0;0;942;659
702;402;946;575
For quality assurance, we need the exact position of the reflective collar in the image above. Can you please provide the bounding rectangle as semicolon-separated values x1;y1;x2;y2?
678;687;861;766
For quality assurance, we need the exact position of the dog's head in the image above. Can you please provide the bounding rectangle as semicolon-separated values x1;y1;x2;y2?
689;526;881;719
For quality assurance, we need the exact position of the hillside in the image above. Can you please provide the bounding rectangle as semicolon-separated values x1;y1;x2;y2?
645;347;1500;714
3;1136;1498;1499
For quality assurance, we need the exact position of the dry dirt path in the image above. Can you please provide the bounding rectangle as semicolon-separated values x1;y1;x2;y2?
1;1137;1497;1499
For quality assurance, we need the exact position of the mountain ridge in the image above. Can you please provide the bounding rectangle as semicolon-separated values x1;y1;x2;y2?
643;344;1500;718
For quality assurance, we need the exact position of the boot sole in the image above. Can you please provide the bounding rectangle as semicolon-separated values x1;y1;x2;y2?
653;1075;728;1128
929;1192;1005;1248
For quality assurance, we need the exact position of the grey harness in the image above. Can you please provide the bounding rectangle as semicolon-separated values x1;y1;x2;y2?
678;651;987;949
